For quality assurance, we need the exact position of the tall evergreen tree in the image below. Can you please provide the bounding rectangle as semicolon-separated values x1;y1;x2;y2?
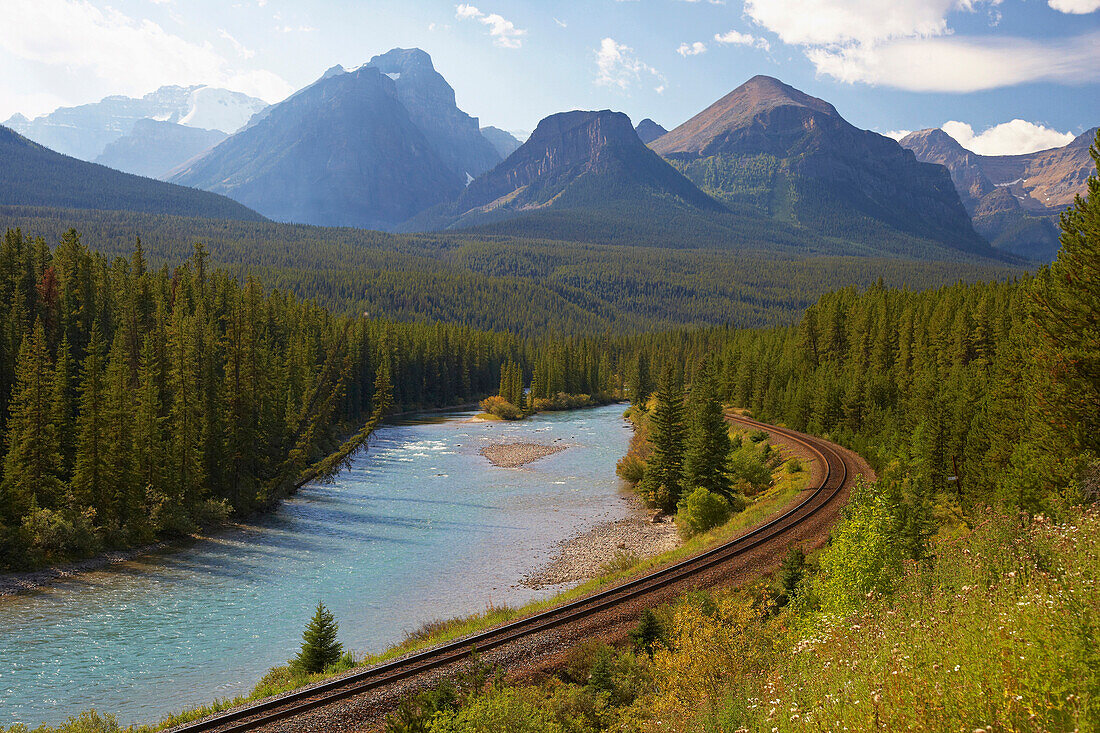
72;321;110;523
2;322;63;518
292;601;343;674
640;361;686;513
683;356;733;500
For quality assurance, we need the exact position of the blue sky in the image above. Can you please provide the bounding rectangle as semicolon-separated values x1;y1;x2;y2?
1;0;1097;154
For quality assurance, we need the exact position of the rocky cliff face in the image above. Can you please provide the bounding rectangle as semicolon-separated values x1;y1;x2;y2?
456;109;722;215
364;48;501;179
653;76;989;256
171;66;461;229
95;119;226;179
899;127;1095;260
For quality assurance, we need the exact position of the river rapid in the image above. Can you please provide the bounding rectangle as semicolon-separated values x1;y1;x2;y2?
0;404;632;728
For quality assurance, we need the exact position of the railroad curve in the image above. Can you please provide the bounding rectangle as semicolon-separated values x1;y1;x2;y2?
168;414;872;733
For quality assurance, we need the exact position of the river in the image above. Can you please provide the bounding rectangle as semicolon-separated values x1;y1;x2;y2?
0;404;632;728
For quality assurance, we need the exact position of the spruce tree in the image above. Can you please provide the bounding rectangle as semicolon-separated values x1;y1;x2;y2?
292;601;343;674
629;351;653;407
134;334;165;497
1031;130;1100;457
2;321;64;518
72;321;110;523
683;357;733;500
640;361;686;513
51;336;75;479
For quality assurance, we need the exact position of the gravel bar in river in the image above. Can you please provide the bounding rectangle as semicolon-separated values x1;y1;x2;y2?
479;441;569;467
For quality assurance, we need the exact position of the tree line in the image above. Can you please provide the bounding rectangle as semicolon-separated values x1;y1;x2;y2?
0;229;532;569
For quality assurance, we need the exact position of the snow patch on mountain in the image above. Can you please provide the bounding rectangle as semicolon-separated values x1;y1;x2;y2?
178;87;268;134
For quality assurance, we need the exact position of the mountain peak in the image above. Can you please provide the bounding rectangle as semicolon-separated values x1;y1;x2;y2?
735;75;838;115
368;47;436;72
652;75;839;158
899;128;966;153
636;118;668;144
451;108;722;222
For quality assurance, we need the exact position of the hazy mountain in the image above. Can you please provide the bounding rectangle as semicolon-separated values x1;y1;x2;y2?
635;118;668;144
0;125;264;221
363;48;501;180
171;65;460;229
900;126;1097;260
480;126;522;158
95;119;227;179
3;86;266;162
653;75;990;256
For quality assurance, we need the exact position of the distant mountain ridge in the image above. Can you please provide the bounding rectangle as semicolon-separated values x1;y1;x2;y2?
95;119;226;179
900;127;1097;260
3;85;266;161
635;119;668;144
652;75;989;256
0;125;264;221
481;126;522;158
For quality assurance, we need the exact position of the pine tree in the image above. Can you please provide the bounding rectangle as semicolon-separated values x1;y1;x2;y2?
134;334;165;498
72;321;110;524
51;335;76;479
1031;130;1100;457
2;321;64;518
683;357;733;500
291;601;343;674
104;333;138;529
640;361;686;513
629;351;653;407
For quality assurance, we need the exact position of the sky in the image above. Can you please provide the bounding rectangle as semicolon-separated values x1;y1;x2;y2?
0;0;1097;155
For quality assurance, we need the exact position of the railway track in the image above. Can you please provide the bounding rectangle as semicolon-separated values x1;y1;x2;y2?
172;416;854;733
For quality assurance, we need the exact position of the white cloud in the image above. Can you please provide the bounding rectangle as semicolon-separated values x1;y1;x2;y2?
744;0;1002;47
941;119;1076;155
595;37;665;92
881;129;913;141
740;0;1096;92
677;41;707;56
554;17;567;28
0;0;292;103
1048;0;1100;12
454;4;526;48
806;31;1100;92
218;29;254;59
714;29;770;51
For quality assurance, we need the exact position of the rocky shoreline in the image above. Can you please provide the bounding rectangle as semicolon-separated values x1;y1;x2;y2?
479;441;569;468
522;497;681;588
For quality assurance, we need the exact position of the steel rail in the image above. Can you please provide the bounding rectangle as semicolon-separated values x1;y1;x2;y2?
171;416;849;733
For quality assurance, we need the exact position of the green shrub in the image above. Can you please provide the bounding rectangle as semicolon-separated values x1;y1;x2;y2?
21;505;101;559
748;429;769;443
429;685;564;733
675;487;731;538
786;457;803;473
728;447;773;496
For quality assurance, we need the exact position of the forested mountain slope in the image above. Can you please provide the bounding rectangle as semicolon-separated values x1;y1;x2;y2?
0;126;265;222
0;205;1023;336
653;76;991;257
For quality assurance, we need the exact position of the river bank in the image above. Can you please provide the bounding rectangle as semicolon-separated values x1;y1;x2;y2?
522;494;680;588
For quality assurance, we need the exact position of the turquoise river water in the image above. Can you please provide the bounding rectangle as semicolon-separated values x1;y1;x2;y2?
0;404;632;728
